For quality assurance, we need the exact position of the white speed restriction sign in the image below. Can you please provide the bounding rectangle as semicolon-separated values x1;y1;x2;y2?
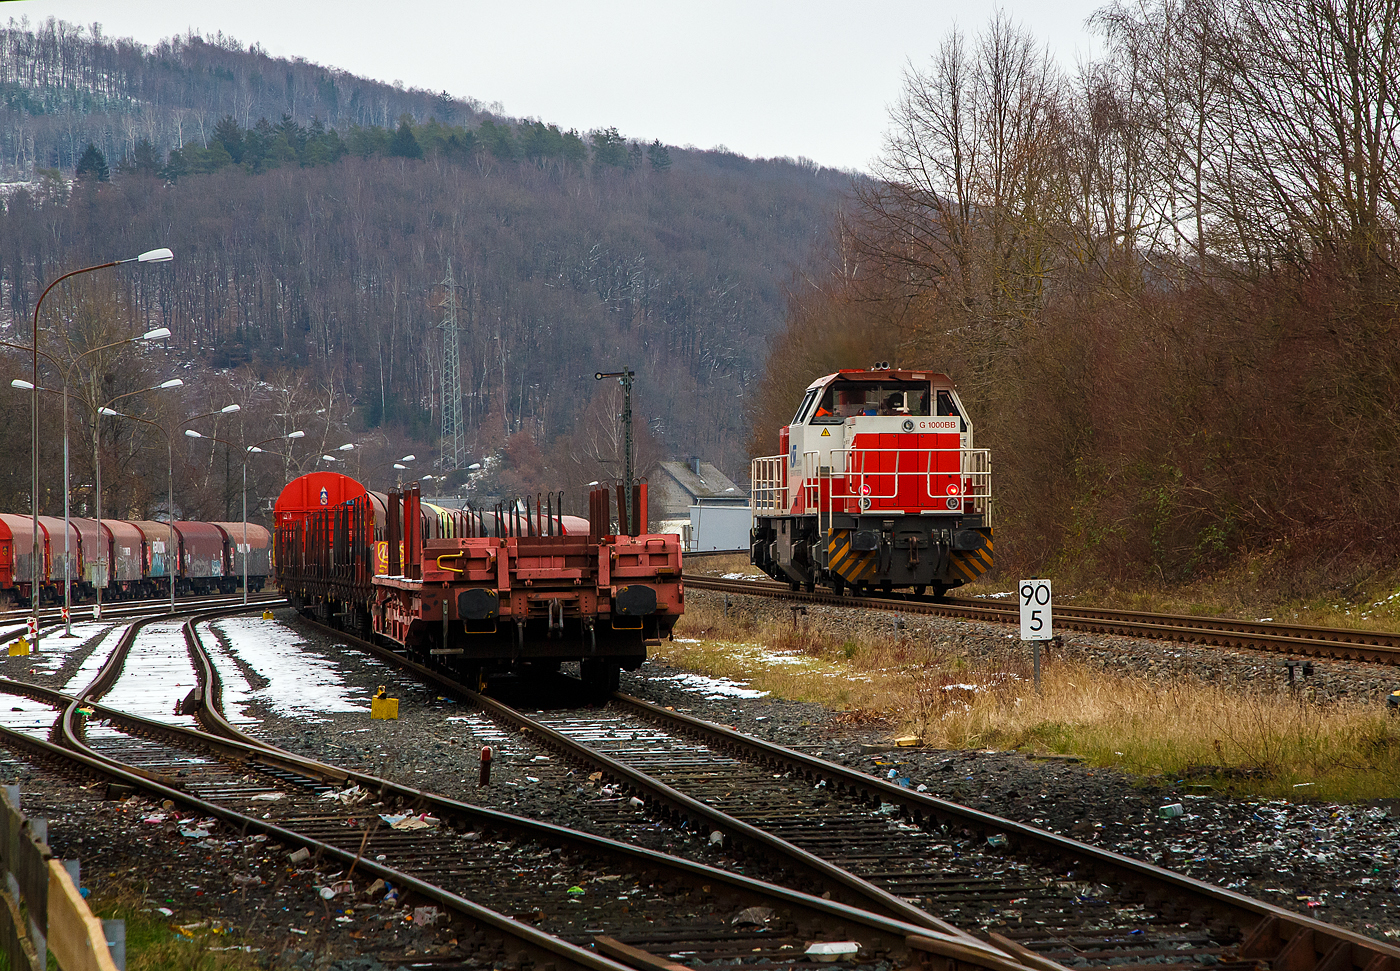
1019;579;1052;640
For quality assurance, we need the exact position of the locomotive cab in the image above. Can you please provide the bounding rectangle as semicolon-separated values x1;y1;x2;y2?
752;367;993;598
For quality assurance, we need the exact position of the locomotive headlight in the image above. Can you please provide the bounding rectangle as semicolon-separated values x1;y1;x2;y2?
946;497;960;509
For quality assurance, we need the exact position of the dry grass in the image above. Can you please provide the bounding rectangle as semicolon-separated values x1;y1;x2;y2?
667;599;1400;801
81;888;265;971
683;552;764;577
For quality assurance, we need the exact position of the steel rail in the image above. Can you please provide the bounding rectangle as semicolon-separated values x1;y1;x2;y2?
0;718;637;971
683;575;1400;664
290;613;1400;971
179;613;1039;969
0;679;1003;970
610;691;1400;971
0;592;285;645
0;608;1050;971
292;617;973;941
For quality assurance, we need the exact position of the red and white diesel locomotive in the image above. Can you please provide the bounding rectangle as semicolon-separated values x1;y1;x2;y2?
273;472;684;692
750;366;993;598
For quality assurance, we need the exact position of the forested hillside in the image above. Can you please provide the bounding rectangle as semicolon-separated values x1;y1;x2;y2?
756;0;1400;593
0;18;478;176
0;18;848;523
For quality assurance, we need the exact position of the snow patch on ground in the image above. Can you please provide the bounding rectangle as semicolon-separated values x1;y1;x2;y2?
210;616;385;723
652;672;769;700
90;620;200;727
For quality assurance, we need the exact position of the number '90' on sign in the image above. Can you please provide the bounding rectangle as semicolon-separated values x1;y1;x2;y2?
1019;579;1053;640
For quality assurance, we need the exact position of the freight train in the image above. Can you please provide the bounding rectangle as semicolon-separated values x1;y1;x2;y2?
750;366;993;598
272;472;684;692
0;515;272;607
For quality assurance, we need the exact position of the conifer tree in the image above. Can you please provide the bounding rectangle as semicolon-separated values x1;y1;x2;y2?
647;139;671;172
75;141;109;181
213;114;244;163
388;117;424;159
590;127;629;168
121;138;161;177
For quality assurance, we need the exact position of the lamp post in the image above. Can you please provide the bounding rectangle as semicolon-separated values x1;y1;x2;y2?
10;326;173;636
93;377;183;617
25;248;172;647
187;429;305;604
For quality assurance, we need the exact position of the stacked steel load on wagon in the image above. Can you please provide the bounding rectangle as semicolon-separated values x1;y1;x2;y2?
272;472;683;693
750;365;994;600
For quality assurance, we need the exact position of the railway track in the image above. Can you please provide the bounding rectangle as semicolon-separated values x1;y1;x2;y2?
684;575;1400;665
0;606;1038;971
294;614;1400;971
0;591;284;643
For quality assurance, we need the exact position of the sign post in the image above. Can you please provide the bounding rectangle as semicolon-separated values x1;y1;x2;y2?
1019;579;1052;692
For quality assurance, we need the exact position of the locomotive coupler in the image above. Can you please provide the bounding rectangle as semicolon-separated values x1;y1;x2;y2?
548;597;564;637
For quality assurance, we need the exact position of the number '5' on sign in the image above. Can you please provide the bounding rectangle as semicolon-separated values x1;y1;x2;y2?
1019;579;1052;640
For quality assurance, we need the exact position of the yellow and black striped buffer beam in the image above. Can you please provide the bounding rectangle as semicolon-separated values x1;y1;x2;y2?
827;529;879;583
949;528;994;583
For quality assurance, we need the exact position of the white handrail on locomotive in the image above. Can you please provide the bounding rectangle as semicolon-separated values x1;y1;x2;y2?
749;445;993;528
750;455;787;515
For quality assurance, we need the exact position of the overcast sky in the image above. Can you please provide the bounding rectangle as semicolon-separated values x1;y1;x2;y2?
22;1;1106;173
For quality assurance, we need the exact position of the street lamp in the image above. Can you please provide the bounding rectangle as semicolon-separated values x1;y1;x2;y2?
391;454;416;489
92;377;183;618
23;246;172;645
186;428;305;604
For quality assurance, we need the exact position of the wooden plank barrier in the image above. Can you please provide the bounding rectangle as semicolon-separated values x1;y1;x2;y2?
0;789;119;971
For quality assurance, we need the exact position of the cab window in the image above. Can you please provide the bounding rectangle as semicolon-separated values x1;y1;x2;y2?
816;383;934;418
812;387;860;422
936;390;967;430
792;389;819;425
